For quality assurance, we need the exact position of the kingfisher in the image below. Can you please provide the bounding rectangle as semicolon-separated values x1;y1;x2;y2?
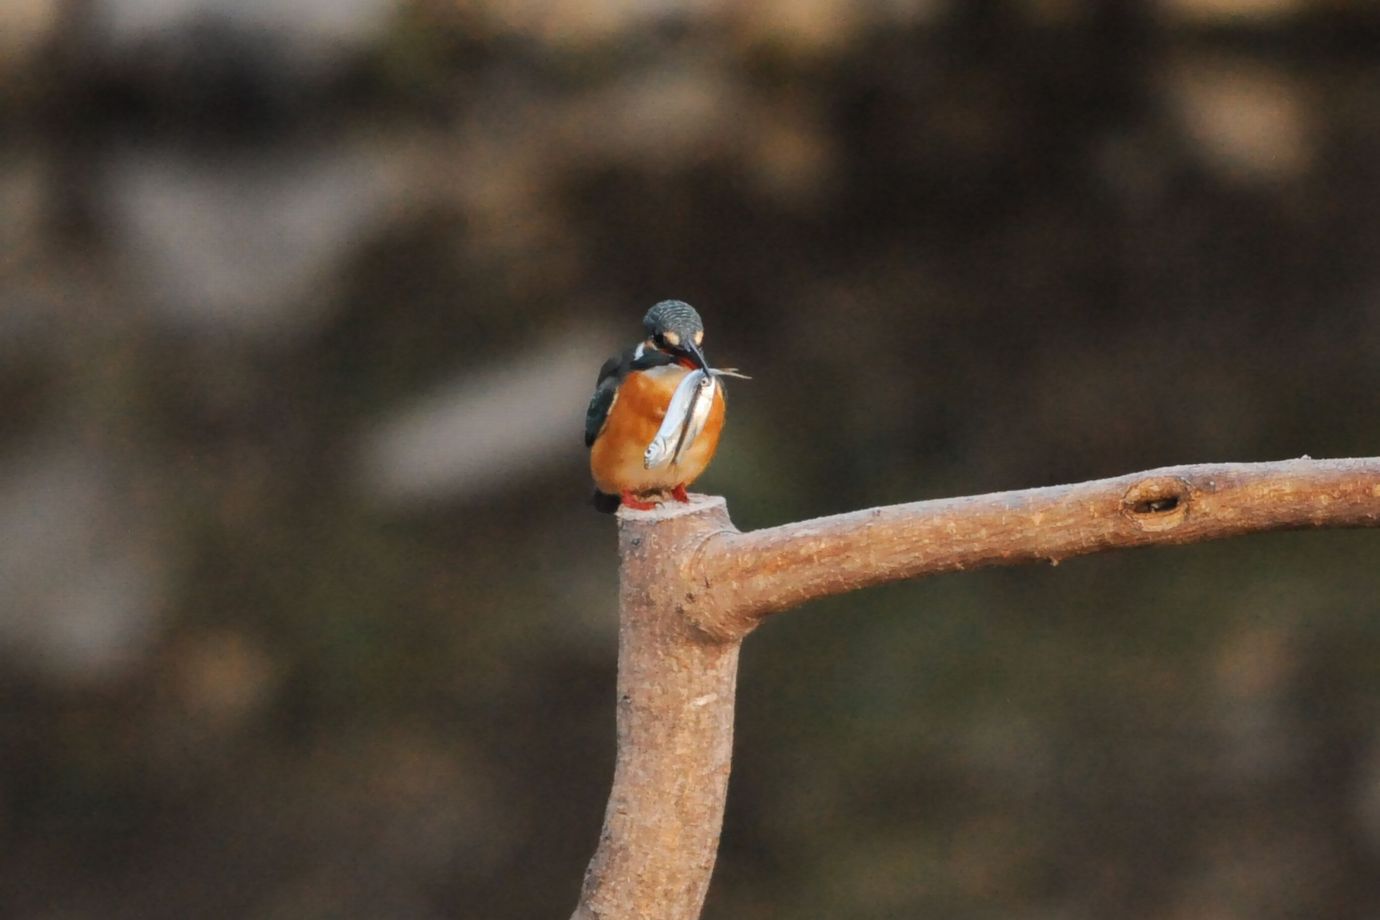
585;300;733;512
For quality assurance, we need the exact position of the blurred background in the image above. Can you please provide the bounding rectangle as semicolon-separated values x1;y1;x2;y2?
3;0;1380;917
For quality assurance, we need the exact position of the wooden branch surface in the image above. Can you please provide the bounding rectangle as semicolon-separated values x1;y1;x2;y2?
690;458;1380;639
573;457;1380;920
572;502;741;920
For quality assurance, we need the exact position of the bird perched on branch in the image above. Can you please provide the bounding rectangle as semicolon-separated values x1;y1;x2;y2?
585;300;741;513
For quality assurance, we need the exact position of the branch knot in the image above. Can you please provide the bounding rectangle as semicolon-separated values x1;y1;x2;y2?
1121;476;1192;531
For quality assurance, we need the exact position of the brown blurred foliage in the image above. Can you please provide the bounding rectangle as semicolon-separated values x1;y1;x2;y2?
2;1;1380;918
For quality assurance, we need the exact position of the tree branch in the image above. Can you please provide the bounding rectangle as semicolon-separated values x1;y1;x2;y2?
691;458;1380;640
572;457;1380;920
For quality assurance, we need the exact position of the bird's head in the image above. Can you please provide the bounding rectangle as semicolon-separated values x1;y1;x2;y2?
643;300;707;370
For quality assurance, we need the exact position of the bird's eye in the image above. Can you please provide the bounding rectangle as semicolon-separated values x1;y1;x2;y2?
653;334;667;349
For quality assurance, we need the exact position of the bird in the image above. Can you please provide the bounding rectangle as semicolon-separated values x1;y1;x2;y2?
585;300;729;513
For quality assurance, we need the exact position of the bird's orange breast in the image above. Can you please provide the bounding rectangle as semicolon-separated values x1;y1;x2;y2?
590;366;726;496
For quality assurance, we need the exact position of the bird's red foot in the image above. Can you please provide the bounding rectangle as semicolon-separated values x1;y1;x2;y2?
620;490;659;511
671;484;690;503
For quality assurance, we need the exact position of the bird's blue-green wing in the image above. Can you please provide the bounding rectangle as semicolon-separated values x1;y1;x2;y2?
584;347;674;448
584;352;626;447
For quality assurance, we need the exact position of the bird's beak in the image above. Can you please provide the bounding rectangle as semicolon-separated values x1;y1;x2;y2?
683;338;708;371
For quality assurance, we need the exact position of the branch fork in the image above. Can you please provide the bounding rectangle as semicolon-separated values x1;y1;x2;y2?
573;457;1380;920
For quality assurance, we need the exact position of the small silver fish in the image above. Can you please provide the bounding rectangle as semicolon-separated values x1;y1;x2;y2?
642;367;751;471
644;369;716;470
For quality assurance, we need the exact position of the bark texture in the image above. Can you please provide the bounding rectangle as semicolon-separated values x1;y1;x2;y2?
572;499;740;920
572;457;1380;920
